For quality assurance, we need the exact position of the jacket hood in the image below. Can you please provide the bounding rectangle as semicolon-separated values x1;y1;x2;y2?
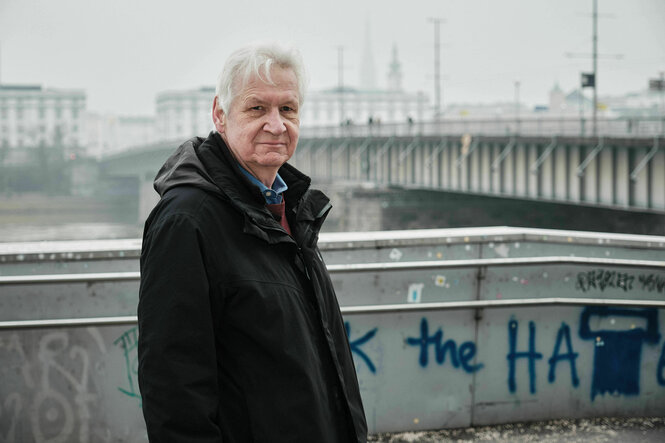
153;135;220;197
153;131;327;247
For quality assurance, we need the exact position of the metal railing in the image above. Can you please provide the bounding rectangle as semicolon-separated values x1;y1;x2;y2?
300;116;665;139
2;256;664;286
2;255;663;330
3;297;665;330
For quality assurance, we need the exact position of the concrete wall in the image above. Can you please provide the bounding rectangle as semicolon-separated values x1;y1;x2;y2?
1;228;664;440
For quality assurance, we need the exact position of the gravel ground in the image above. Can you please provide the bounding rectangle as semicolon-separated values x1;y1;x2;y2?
368;417;665;442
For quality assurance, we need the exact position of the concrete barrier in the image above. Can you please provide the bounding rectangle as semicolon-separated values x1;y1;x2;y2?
1;227;664;440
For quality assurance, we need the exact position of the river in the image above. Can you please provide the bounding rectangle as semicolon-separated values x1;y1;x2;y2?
2;186;664;244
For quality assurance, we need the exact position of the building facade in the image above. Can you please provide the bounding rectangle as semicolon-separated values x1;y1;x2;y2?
300;88;430;127
300;44;431;127
154;87;215;142
86;114;156;159
0;84;85;163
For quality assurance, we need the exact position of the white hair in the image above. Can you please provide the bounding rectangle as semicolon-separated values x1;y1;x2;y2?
215;42;307;114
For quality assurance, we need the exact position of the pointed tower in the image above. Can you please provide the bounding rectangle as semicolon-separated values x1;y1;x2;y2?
359;18;377;90
387;44;403;92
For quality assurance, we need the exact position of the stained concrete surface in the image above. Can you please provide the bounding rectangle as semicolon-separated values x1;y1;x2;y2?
368;417;665;442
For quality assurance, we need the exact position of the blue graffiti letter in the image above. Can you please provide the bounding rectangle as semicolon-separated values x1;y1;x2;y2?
507;320;543;394
579;307;660;400
548;323;579;387
406;317;442;367
345;322;378;374
459;342;484;373
407;318;483;373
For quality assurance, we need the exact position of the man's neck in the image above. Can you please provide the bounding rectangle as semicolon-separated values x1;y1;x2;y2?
237;164;288;205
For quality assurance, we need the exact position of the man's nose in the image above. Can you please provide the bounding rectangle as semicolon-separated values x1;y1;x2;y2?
263;108;286;135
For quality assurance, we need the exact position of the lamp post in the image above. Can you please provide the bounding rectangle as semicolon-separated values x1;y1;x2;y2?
514;81;521;135
649;73;665;136
428;18;445;120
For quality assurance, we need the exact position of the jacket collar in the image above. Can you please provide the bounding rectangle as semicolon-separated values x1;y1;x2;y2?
194;132;331;246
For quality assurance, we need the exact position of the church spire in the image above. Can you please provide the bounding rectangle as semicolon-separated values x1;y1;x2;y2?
387;43;403;91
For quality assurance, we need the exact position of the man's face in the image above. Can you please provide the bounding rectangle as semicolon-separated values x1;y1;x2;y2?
213;66;300;184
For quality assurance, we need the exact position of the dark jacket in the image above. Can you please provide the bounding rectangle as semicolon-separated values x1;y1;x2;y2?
138;132;367;442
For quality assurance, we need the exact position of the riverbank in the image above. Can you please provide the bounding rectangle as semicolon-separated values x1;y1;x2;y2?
0;193;141;241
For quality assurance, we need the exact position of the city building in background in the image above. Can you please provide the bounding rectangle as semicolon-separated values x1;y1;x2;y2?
0;84;85;164
300;87;429;127
301;44;430;126
1;63;661;159
154;86;215;142
85;114;156;159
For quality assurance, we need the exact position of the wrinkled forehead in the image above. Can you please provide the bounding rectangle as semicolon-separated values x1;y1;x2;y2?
232;65;300;102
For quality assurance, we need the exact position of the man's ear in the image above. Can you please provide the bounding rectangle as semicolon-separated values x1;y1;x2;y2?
212;96;226;133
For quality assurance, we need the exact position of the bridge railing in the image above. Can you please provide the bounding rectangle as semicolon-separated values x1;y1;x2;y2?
1;227;664;439
300;115;665;139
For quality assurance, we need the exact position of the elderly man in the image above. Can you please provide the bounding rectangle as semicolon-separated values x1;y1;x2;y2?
137;43;368;442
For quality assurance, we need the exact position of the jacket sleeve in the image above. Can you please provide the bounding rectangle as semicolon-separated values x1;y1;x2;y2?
138;212;222;442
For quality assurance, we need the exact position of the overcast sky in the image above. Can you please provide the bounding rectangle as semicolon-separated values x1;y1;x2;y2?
1;0;663;116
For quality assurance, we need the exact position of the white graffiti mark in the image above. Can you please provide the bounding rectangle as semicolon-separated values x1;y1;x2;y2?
30;389;75;443
31;332;97;443
0;393;22;443
86;327;107;355
5;332;36;388
1;330;106;442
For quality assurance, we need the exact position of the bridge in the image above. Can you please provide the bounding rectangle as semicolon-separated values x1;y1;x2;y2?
1;227;664;440
99;116;665;225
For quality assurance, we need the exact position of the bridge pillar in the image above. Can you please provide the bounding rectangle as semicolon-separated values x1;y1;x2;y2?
139;175;159;224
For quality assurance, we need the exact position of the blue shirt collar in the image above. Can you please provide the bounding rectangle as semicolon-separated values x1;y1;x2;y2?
237;165;288;205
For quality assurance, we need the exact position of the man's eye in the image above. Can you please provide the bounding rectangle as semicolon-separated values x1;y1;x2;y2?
250;106;263;111
281;106;296;112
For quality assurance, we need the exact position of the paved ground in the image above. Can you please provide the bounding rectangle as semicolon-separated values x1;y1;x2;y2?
368;417;665;442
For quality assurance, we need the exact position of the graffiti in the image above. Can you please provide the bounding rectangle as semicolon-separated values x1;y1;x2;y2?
0;330;100;443
1;308;663;437
113;327;141;405
547;323;579;387
505;310;661;399
406;318;483;373
33;332;96;443
575;269;635;292
638;274;665;293
345;322;378;374
575;269;665;294
579;307;660;400
507;320;543;394
0;393;22;443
